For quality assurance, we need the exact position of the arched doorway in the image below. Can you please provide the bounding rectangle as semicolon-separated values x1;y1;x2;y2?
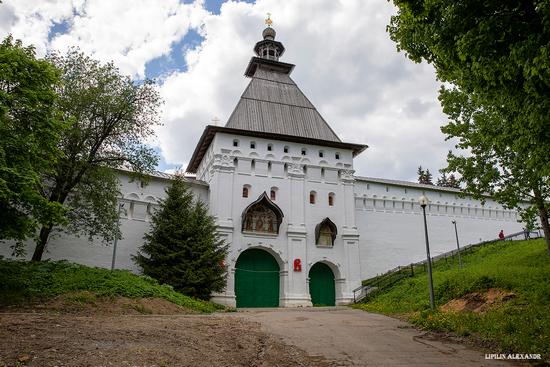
235;248;280;308
309;262;335;306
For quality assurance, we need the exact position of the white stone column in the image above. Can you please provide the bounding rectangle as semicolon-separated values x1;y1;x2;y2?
339;169;361;304
209;153;236;306
211;153;235;228
210;228;236;307
281;163;311;307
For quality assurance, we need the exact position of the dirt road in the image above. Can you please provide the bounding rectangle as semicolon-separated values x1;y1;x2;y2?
228;307;518;367
1;307;524;366
0;313;332;367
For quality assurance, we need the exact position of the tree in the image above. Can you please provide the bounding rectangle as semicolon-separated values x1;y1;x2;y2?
388;0;550;253
31;49;161;261
417;166;434;185
436;172;448;187
133;175;228;300
437;172;461;189
0;35;65;253
447;174;460;189
417;166;425;184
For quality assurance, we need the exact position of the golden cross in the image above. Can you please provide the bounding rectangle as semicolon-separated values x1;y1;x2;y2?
265;13;273;27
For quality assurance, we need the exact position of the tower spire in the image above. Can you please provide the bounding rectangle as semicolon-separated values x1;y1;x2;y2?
254;14;284;61
265;12;273;27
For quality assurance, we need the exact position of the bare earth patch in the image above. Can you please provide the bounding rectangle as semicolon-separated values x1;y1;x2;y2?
0;313;333;367
0;292;199;316
440;288;516;314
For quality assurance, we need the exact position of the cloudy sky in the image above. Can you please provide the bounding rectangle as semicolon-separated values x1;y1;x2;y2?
0;0;454;182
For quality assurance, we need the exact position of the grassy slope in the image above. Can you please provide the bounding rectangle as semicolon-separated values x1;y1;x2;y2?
0;260;224;313
354;239;550;359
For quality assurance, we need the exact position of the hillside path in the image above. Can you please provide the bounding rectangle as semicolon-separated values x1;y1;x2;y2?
227;307;519;367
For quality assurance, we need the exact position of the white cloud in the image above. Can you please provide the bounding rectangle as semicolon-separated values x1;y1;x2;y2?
157;0;453;181
1;0;454;182
1;0;208;78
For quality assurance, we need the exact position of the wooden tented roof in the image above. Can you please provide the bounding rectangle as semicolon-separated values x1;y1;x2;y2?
226;59;341;143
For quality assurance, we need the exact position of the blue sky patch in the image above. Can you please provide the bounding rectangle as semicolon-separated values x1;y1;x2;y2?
144;28;204;80
205;0;256;15
48;19;71;41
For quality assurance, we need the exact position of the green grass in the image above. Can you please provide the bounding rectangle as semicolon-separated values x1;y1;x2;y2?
353;239;550;360
0;259;225;313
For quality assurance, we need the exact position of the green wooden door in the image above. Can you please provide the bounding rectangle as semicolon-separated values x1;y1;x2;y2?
235;249;280;308
309;262;335;306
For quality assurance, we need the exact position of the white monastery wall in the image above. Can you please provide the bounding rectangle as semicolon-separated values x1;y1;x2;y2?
354;178;524;278
0;162;522;292
0;171;208;271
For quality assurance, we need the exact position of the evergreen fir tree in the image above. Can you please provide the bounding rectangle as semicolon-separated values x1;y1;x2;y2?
447;174;461;189
437;173;448;187
133;175;228;300
417;166;426;184
424;169;434;185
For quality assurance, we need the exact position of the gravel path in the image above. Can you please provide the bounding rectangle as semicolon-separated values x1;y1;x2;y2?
228;307;521;367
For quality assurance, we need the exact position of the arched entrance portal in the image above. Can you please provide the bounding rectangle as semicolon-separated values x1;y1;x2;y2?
309;262;335;306
235;249;280;308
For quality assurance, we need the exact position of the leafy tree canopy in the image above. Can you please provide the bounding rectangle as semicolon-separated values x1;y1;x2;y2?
0;35;65;251
389;0;550;252
31;49;161;261
134;175;228;300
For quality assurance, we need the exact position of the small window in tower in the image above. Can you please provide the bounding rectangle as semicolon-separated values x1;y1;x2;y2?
250;141;256;149
335;152;340;160
319;151;324;158
233;139;239;147
328;193;335;206
270;187;277;200
301;148;307;155
309;191;316;204
242;186;249;198
321;168;325;179
267;144;273;151
283;146;289;153
269;50;275;56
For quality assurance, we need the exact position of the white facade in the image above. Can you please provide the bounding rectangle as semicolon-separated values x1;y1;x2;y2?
199;133;361;306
